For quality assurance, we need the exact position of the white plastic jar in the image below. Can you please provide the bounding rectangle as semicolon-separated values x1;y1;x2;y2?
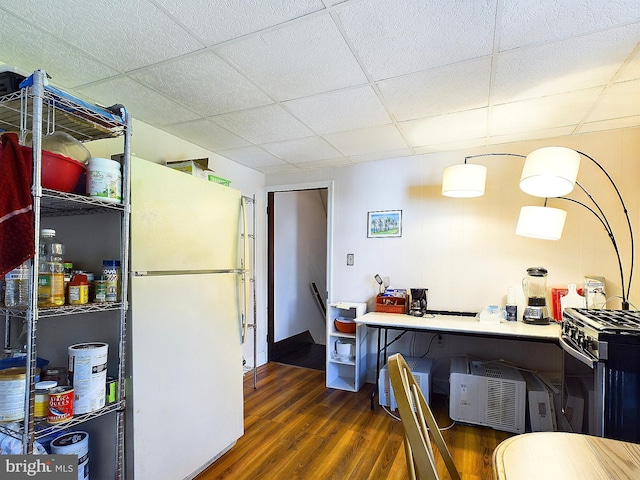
86;157;122;203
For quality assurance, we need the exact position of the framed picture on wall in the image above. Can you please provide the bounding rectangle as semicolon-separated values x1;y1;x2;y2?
367;210;402;238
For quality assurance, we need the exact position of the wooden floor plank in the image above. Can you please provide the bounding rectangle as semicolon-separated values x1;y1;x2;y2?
196;362;514;480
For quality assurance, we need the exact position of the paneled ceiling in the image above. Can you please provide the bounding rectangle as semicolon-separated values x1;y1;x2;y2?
1;0;639;174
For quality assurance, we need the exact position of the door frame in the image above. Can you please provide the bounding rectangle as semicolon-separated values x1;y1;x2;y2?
265;181;334;361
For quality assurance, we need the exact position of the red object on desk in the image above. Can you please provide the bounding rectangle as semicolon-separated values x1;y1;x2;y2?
551;286;584;322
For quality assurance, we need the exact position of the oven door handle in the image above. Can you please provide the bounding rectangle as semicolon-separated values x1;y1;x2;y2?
559;335;596;368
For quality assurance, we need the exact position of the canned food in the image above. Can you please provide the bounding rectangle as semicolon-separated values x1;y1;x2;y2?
35;380;57;419
48;386;74;424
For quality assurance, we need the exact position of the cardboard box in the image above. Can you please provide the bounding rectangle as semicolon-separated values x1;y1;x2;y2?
165;158;212;179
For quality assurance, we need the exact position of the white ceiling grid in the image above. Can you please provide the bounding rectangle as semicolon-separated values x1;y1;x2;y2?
0;0;638;173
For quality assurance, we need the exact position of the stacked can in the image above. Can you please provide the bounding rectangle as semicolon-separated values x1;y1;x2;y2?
102;260;120;302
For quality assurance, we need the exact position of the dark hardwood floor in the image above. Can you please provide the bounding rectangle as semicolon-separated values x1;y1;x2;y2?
197;363;513;480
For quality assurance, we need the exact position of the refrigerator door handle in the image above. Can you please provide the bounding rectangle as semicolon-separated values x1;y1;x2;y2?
241;196;249;344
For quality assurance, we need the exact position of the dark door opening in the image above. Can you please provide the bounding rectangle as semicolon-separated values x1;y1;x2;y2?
267;189;328;371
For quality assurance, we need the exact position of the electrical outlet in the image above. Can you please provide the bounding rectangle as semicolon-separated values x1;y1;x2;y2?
347;253;354;266
436;334;444;347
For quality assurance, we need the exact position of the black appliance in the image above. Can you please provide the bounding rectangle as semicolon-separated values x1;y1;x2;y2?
561;308;640;442
409;288;428;316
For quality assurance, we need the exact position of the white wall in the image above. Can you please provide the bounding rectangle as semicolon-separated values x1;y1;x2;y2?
266;128;640;378
266;128;640;314
87;118;268;370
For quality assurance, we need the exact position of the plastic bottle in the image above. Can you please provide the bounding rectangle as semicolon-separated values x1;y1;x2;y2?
38;229;65;307
68;274;88;305
4;261;30;307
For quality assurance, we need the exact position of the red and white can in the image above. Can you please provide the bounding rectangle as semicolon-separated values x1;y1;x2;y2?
48;386;74;424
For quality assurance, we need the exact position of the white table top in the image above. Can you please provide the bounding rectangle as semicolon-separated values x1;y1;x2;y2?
355;311;561;341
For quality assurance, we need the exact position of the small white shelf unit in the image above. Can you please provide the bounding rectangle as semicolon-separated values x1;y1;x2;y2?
326;302;367;392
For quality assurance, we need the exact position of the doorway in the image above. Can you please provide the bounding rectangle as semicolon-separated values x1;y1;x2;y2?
267;186;330;371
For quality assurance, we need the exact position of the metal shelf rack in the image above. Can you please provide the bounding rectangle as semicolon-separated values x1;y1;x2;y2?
0;69;130;479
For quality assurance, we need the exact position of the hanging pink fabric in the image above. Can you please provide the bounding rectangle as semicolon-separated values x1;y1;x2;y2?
0;132;34;277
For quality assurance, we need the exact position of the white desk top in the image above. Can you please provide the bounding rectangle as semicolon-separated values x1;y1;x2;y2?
355;312;560;341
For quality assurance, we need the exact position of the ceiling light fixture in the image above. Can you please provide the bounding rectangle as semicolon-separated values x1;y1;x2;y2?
443;147;635;310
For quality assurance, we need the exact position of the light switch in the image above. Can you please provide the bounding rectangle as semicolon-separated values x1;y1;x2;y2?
347;253;354;266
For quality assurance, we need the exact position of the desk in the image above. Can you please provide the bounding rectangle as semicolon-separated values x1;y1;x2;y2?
355;312;561;409
492;432;640;479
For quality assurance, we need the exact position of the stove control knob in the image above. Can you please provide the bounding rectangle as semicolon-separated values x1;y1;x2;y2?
577;332;585;347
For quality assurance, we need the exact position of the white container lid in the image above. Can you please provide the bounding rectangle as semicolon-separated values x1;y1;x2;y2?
35;380;57;391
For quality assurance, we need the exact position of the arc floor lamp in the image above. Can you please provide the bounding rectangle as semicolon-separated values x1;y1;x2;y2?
442;147;634;310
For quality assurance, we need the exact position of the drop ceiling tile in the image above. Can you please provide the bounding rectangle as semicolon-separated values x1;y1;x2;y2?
500;0;640;51
493;25;640;104
129;51;273;116
488;126;577;146
216;13;367;101
283;86;391;134
0;13;117;88
211;104;313;144
217;145;287;169
348;149;413;164
378;57;492;122
414;138;488;155
154;0;325;45
578;115;640;134
323;125;408;155
398;109;488;147
585;80;640;122
617;49;640;82
262;136;343;162
76;77;200;126
258;164;304;175
162;119;250;152
335;0;496;80
489;89;603;137
293;157;352;169
1;0;203;72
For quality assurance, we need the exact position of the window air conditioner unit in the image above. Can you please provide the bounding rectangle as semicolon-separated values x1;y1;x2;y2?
449;357;526;434
378;357;433;410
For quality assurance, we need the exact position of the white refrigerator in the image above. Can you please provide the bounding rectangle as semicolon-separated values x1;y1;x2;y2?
126;157;245;479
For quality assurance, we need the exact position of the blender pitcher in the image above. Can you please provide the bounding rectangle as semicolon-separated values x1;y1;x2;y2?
522;267;550;324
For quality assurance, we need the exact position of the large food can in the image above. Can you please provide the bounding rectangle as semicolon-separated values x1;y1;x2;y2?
48;386;74;424
68;343;108;414
51;431;89;480
0;367;41;422
0;368;27;422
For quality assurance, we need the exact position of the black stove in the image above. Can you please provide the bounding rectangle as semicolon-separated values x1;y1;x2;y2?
566;308;640;331
561;308;640;443
562;308;640;362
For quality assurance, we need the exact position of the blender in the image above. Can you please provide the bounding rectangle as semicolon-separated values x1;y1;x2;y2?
522;267;550;324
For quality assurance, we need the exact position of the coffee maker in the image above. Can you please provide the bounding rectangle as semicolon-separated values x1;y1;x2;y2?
410;288;428;317
522;267;550;324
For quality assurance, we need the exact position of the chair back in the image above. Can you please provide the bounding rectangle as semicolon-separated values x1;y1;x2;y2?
388;353;461;480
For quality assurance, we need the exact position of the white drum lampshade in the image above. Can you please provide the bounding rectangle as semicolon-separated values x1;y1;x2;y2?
519;147;580;198
442;164;487;197
516;206;567;240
